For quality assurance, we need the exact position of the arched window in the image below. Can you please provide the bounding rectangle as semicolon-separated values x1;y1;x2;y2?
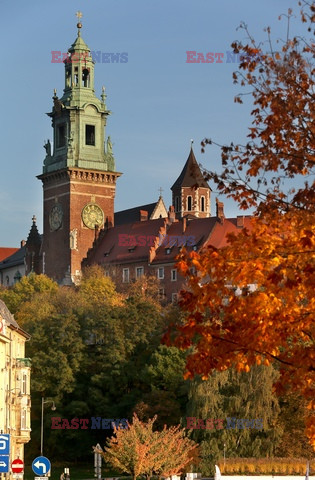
201;196;205;212
175;196;179;212
82;68;90;87
187;195;192;211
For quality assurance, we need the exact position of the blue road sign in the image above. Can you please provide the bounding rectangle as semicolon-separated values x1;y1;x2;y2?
32;457;51;476
0;455;10;473
0;435;10;455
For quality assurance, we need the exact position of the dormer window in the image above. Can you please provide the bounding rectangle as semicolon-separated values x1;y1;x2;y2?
187;195;192;211
201;196;205;212
175;196;180;212
86;125;95;145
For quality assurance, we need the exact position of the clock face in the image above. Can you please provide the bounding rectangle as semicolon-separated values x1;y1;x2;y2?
82;203;104;229
49;204;63;231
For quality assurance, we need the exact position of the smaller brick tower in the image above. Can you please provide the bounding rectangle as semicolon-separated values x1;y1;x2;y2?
171;147;211;218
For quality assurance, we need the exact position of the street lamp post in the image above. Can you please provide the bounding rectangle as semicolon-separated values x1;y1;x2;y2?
40;397;56;456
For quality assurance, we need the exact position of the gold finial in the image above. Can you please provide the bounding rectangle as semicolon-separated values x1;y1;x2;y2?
32;215;36;224
53;88;57;97
76;11;83;34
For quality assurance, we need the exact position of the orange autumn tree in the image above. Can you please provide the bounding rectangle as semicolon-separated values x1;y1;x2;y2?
164;1;314;447
101;414;198;480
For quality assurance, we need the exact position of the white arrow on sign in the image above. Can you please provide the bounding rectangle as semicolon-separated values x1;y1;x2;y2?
34;461;47;474
0;461;7;467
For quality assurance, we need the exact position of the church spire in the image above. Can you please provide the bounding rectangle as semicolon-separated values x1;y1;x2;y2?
171;146;211;218
42;13;116;175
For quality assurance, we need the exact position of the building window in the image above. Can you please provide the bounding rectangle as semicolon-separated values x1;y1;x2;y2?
57;124;66;148
22;373;27;394
172;293;178;303
157;267;164;279
21;408;27;430
136;267;144;278
104;270;110;277
122;268;129;283
201;196;205;212
175;196;180;212
158;288;165;300
86;125;95;145
171;269;177;281
187;195;192;211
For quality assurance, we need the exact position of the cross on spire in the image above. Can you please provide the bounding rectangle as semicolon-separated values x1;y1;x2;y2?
158;187;163;197
76;11;83;35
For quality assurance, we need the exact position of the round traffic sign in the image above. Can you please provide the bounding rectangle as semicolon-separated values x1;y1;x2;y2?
32;456;51;476
12;459;24;473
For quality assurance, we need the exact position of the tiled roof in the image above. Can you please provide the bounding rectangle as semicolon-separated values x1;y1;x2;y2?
0;248;19;262
0;246;26;270
84;215;253;267
85;217;166;265
0;299;30;338
114;202;158;226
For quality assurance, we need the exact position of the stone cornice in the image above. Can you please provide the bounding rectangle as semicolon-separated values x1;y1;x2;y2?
37;167;122;186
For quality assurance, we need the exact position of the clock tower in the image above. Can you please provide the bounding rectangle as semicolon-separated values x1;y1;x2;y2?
38;14;121;284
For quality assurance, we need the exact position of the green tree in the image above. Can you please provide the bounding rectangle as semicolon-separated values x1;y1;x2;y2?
185;365;282;472
0;273;58;313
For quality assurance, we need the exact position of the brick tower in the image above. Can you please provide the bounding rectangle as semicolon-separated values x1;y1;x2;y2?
171;146;211;218
38;14;121;284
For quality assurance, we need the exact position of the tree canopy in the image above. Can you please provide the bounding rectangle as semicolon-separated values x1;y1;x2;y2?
164;1;315;448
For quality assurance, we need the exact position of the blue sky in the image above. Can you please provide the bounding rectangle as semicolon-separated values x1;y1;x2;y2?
0;0;301;246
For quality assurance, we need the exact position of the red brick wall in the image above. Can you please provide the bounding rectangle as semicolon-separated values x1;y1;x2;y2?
39;168;118;283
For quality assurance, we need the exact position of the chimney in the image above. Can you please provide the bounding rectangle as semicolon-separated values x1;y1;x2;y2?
168;205;176;223
216;198;224;223
182;217;187;233
140;210;148;222
21;240;26;248
237;215;244;228
105;216;113;229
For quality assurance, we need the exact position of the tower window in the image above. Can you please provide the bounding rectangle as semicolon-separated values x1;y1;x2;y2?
82;68;90;87
74;67;79;86
175;196;179;212
66;69;71;87
187;195;192;211
86;125;95;145
201;196;205;212
57;125;66;147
